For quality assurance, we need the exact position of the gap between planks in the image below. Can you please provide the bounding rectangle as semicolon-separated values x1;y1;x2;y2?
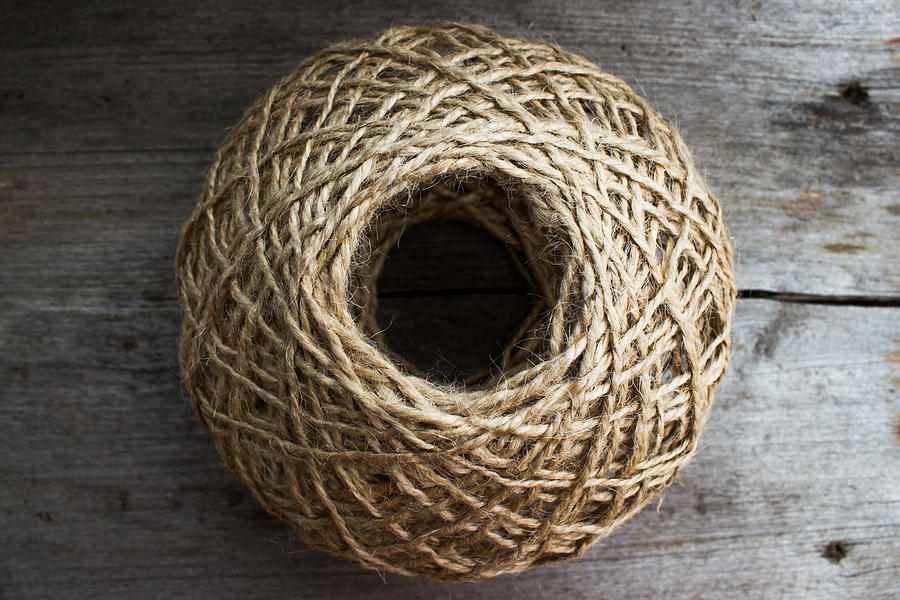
380;287;900;308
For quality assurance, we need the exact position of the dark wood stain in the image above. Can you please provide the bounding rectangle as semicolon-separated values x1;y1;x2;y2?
822;541;849;563
894;412;900;445
838;80;870;106
820;243;870;254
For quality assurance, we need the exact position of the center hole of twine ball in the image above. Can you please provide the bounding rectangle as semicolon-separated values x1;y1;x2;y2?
351;175;562;388
375;219;532;384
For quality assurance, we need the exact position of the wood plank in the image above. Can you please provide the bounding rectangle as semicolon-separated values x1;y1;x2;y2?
1;147;898;305
2;298;898;598
1;0;899;295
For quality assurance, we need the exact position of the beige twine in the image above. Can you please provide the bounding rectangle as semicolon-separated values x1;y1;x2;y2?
175;23;736;580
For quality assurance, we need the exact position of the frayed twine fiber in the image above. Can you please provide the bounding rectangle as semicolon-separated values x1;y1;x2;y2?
175;23;736;580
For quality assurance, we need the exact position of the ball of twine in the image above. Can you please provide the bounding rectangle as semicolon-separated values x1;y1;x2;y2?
176;23;736;580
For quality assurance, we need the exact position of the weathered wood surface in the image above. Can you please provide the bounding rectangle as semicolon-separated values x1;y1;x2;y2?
1;0;899;598
3;298;898;599
2;0;898;296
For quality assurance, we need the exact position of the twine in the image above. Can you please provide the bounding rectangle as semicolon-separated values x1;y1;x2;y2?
175;23;736;580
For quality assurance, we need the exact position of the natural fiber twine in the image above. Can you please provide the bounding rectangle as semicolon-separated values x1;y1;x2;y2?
176;23;736;580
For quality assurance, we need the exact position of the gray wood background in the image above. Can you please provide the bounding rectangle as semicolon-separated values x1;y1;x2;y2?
2;1;899;598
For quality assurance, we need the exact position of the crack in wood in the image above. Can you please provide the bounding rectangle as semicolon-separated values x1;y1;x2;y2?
381;287;900;307
738;289;900;307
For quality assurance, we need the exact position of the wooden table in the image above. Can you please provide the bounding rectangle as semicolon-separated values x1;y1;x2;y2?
2;1;898;598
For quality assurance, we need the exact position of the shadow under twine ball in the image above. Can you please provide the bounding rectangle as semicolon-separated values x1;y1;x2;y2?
175;23;736;580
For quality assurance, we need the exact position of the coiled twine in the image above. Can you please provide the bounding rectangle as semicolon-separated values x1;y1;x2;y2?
175;23;736;580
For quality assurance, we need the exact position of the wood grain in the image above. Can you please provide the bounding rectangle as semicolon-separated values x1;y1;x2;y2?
2;299;898;599
1;0;899;598
2;0;898;295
